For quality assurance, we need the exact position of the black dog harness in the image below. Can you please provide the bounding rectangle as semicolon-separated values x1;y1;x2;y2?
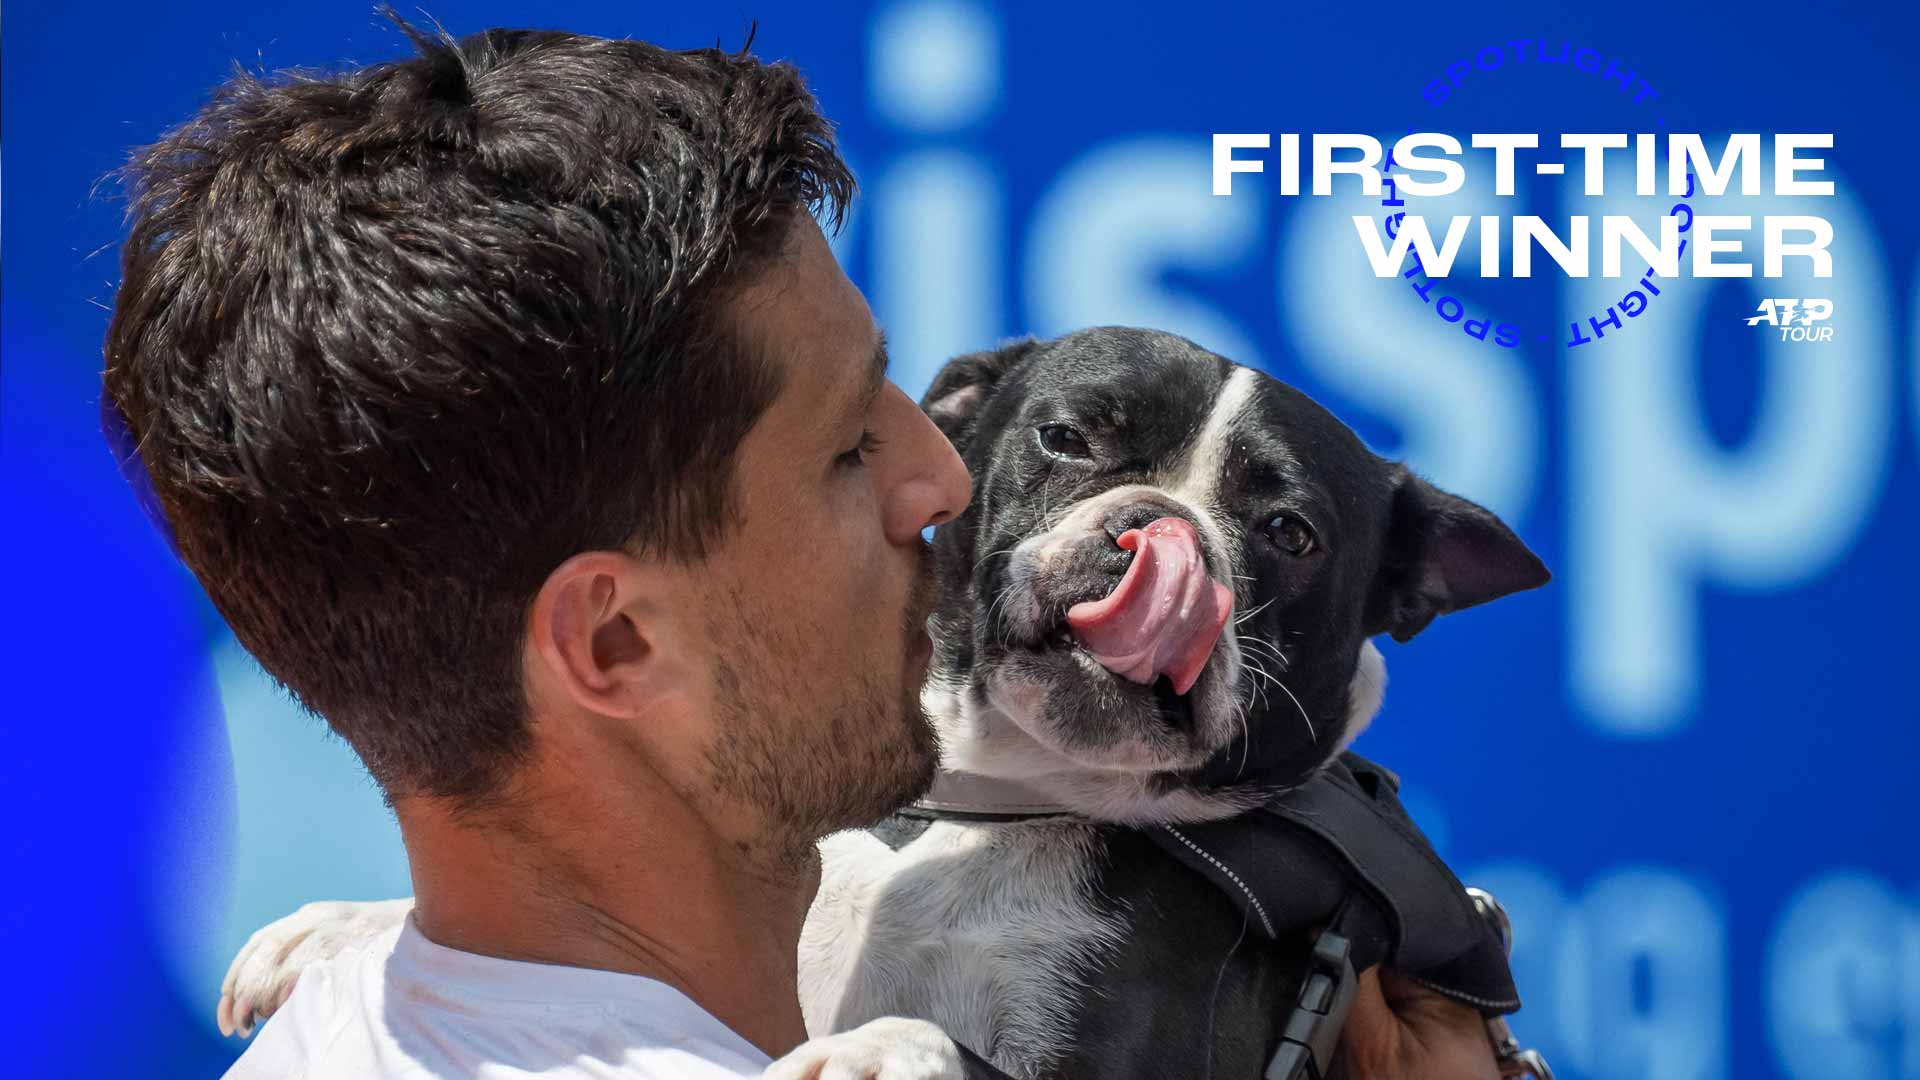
887;752;1532;1080
1140;753;1522;1078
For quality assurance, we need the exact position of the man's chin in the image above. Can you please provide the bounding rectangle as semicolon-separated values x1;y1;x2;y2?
873;712;943;822
896;716;941;807
737;681;947;850
833;699;941;832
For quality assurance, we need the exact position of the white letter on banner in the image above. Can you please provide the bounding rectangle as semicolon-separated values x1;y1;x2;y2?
1312;134;1385;196
1391;132;1466;197
1470;133;1540;196
1351;214;1473;277
1774;134;1835;196
1213;133;1269;196
1669;133;1761;196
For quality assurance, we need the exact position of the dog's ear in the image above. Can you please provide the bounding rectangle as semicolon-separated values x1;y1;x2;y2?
1365;469;1550;643
921;338;1041;453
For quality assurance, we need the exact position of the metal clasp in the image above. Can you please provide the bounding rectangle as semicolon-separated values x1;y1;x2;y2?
1467;887;1556;1080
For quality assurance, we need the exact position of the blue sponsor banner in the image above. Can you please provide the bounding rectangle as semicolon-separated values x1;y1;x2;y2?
5;2;1915;1076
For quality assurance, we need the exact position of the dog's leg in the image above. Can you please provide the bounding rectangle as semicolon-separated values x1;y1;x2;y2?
218;897;414;1037
799;828;897;1036
763;1017;967;1080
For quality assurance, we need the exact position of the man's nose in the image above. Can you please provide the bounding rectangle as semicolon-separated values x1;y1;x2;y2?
881;382;972;544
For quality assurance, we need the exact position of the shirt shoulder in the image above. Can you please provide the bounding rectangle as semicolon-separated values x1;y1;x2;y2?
220;923;408;1080
222;916;772;1080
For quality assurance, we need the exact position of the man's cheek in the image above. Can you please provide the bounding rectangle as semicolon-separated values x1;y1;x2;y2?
754;541;834;606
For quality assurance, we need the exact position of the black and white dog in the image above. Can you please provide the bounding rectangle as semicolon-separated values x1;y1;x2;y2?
221;327;1548;1079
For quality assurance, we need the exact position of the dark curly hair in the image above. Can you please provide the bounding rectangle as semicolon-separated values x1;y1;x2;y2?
101;15;855;803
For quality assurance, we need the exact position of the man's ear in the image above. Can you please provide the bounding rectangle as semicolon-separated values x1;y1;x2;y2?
527;551;677;721
920;338;1041;454
1365;469;1551;643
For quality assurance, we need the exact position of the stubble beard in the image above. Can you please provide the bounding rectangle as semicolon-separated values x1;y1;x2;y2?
702;560;941;871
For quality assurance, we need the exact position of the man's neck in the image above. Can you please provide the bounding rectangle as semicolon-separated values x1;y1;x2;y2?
395;767;818;1058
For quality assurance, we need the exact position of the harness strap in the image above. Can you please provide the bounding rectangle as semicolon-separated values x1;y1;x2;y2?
876;751;1523;1080
1145;752;1521;1014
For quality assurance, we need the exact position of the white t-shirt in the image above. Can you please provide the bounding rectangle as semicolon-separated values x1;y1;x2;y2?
223;913;773;1079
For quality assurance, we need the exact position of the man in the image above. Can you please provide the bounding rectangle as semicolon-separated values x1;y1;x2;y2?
104;18;1503;1079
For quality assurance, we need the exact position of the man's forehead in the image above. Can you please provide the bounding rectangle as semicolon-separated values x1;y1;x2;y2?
725;218;882;424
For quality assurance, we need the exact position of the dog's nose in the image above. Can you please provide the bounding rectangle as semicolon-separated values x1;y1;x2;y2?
1103;500;1199;547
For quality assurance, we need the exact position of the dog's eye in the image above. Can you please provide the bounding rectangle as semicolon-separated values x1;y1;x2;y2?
1036;424;1091;458
1265;514;1316;557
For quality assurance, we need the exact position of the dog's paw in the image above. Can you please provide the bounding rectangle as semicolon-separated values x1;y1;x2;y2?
761;1017;966;1080
217;897;413;1038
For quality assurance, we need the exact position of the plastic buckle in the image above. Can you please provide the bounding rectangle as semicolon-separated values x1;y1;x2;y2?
1264;929;1357;1080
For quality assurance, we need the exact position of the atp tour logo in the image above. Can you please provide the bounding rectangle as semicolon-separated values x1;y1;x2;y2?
1745;297;1834;341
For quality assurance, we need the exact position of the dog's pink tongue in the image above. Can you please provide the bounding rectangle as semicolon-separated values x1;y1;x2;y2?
1065;517;1233;696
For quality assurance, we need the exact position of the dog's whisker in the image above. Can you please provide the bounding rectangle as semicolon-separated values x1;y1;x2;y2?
1230;695;1252;777
983;581;1021;638
1238;635;1291;671
1237;651;1314;754
1232;596;1277;625
973;547;1019;571
1272;676;1315;742
1242;662;1282;696
1244;641;1290;672
1239;633;1284;656
1237;653;1283;721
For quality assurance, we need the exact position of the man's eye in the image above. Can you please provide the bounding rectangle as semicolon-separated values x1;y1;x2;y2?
1264;514;1317;557
838;430;882;468
1036;424;1091;459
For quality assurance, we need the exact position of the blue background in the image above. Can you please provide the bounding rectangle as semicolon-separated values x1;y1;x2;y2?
6;2;1916;1077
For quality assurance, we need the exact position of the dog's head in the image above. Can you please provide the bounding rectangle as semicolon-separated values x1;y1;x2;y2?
919;327;1548;820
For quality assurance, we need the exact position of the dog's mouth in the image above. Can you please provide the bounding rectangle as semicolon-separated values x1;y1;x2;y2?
1007;617;1093;665
1149;673;1198;730
968;513;1242;773
986;515;1234;736
1050;517;1232;692
1015;618;1202;731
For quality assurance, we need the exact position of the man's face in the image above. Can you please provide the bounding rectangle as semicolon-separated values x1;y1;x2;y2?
692;218;971;859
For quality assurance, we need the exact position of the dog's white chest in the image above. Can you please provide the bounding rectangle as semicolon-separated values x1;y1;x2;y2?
800;821;1124;1079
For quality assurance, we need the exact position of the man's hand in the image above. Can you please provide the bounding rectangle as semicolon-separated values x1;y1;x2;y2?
1339;965;1500;1080
762;1018;967;1080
